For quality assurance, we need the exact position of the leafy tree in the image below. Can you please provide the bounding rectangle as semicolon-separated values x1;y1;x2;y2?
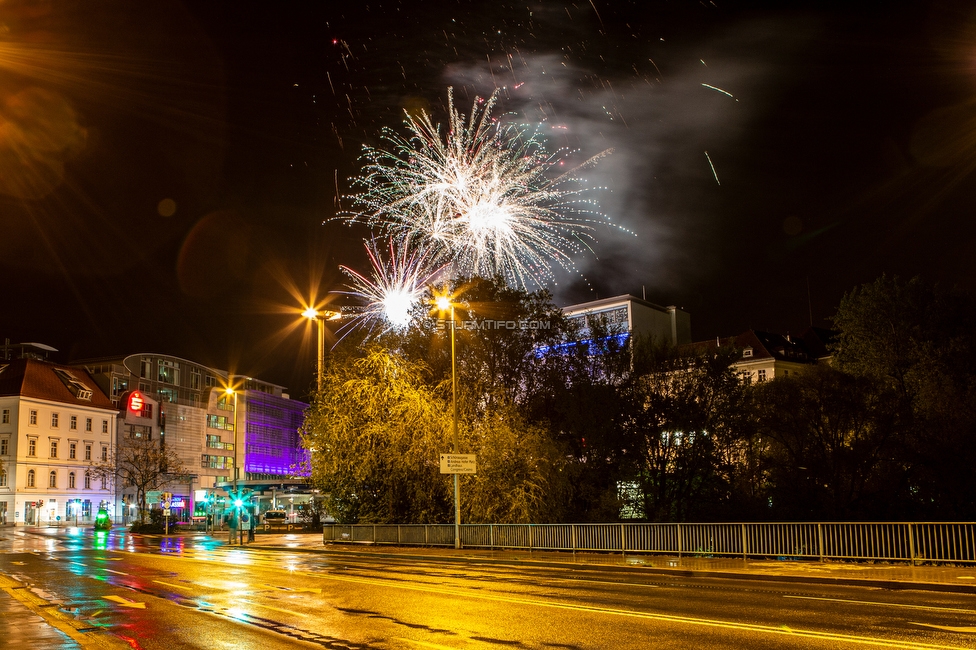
754;366;901;519
87;434;190;524
302;346;453;523
624;343;752;522
464;398;570;523
832;275;976;518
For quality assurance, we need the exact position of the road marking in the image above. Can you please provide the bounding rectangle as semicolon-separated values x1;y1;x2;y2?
785;595;976;614
263;583;322;594
394;638;460;650
104;595;146;609
910;624;976;633
240;600;306;617
104;568;129;575
153;580;194;590
296;571;971;649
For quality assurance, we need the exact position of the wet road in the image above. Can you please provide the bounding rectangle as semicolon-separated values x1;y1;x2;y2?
3;527;976;649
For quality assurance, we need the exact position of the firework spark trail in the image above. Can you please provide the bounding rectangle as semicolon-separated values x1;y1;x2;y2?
701;83;736;100
339;87;628;290
337;239;445;334
704;151;721;185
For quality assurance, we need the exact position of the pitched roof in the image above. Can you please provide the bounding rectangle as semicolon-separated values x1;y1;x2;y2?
0;359;116;410
684;327;833;364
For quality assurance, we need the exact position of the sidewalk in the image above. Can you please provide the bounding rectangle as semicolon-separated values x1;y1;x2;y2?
252;533;976;595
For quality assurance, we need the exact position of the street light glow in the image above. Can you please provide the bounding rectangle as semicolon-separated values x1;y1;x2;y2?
435;295;452;311
302;306;319;320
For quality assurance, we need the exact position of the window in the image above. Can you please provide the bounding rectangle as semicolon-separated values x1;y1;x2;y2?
29;410;37;426
49;471;57;488
0;439;6;455
68;472;76;489
743;348;754;358
190;368;201;390
758;369;767;382
158;359;180;385
1;409;8;424
85;418;92;432
28;439;36;456
205;375;217;388
69;443;76;459
128;425;152;440
206;414;233;431
140;357;152;379
84;473;91;489
51;413;59;428
101;420;108;434
85;444;91;461
70;415;77;430
27;470;35;487
112;376;128;397
101;446;108;461
50;441;58;458
0;469;6;487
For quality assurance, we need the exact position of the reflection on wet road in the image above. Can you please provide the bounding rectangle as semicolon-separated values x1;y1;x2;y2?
4;526;976;649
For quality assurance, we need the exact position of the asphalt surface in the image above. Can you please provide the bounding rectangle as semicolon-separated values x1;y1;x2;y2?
0;528;976;648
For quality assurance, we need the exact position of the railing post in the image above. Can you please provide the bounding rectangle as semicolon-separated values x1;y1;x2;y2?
572;524;577;554
741;523;747;560
373;524;376;544
621;523;626;555
677;523;682;558
529;524;534;552
397;525;401;546
490;524;494;550
818;523;824;562
908;523;916;565
424;524;428;546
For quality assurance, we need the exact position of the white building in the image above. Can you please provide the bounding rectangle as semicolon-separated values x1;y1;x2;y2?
0;356;117;526
562;295;692;346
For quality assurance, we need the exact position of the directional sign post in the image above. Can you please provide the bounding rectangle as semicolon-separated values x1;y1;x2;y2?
440;454;476;475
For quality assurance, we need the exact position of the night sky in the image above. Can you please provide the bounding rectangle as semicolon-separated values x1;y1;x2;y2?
3;1;976;398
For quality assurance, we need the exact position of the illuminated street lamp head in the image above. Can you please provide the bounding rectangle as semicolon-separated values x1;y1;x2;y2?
302;306;319;320
234;499;243;508
225;387;234;396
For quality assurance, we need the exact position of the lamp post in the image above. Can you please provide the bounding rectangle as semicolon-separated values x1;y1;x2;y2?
436;295;461;549
302;307;341;394
225;386;240;544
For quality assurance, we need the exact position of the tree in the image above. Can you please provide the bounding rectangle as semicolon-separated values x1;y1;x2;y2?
302;346;454;523
832;275;976;518
754;366;900;519
624;342;752;522
88;433;190;524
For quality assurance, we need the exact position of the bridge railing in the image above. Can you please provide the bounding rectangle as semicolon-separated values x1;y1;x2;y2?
322;522;976;564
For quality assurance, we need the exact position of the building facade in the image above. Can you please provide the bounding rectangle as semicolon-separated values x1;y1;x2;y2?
687;327;834;383
79;354;308;522
562;295;692;346
0;357;117;526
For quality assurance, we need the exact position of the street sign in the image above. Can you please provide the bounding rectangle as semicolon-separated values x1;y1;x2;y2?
440;453;476;474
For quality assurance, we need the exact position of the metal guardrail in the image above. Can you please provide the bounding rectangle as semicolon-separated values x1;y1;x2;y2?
322;522;976;564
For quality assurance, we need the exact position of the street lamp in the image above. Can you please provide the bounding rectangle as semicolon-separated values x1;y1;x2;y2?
302;306;341;393
225;386;240;544
435;293;462;549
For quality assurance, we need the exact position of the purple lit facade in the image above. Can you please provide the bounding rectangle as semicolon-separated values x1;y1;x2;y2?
243;390;309;478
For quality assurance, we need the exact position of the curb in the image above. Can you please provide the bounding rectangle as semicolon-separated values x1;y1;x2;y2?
249;543;976;596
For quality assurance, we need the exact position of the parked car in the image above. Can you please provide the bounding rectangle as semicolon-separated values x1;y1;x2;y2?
262;510;288;525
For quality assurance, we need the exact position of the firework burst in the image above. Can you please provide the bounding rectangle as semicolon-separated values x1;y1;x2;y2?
341;87;624;289
338;239;444;333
